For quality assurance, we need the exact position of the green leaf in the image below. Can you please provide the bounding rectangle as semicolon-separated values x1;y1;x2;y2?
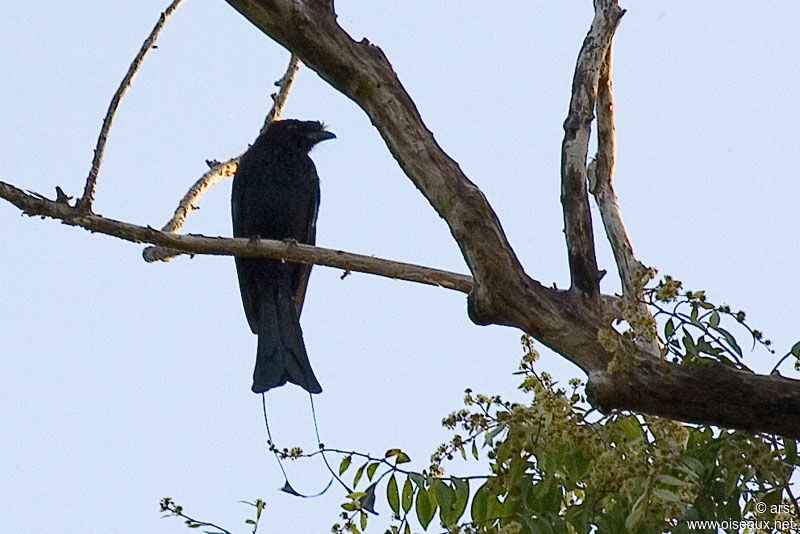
714;326;742;356
339;455;352;475
395;452;411;464
664;318;675;338
791;341;800;357
485;494;506;519
433;479;456;525
696;336;722;356
353;462;367;487
470;483;488;522
708;310;720;328
784;439;799;466
471;440;479;460
652;488;680;502
361;483;377;514
485;425;504;442
387;474;400;517
385;448;401;458
616;414;645;442
657;474;689;487
625;491;647;532
401;477;414;513
433;479;453;512
415;486;435;530
408;472;425;489
451;477;469;524
683;455;705;475
360;510;367;530
403;522;411;534
366;462;379;481
682;332;698;359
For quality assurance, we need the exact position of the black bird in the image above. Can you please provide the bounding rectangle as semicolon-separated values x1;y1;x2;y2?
231;119;335;394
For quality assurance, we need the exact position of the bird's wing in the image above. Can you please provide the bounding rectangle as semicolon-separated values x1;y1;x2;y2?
292;175;319;317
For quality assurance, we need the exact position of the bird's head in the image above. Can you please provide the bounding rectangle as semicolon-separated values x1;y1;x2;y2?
261;119;336;153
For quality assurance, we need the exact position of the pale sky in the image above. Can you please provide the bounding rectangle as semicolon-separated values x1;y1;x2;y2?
2;2;798;533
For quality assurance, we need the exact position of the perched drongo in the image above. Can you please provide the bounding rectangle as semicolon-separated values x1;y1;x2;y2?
231;119;335;394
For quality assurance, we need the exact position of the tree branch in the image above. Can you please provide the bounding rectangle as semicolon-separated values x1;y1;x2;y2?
560;0;625;297
587;359;800;438
3;0;799;438
143;52;302;263
587;38;659;356
0;180;472;293
142;159;239;262
262;54;301;131
76;0;185;213
588;41;648;300
222;0;528;327
214;0;800;439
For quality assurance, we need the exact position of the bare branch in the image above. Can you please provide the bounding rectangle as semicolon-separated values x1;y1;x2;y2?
143;52;302;262
211;0;800;438
5;0;799;437
4;174;800;436
75;0;185;213
142;159;239;262
588;39;659;356
1;180;473;293
223;0;527;327
589;42;648;300
262;54;302;132
560;0;625;296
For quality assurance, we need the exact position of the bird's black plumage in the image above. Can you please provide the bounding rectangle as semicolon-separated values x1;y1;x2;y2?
231;119;335;394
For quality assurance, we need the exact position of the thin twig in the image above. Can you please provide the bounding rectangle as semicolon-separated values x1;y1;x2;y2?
143;53;302;262
76;0;185;213
262;54;302;133
786;479;800;522
160;498;232;534
284;447;491;482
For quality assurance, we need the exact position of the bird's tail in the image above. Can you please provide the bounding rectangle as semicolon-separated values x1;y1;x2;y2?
252;290;322;394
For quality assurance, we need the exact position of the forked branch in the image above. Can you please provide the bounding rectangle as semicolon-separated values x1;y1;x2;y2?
143;53;302;263
76;0;185;213
1;0;799;438
560;1;624;296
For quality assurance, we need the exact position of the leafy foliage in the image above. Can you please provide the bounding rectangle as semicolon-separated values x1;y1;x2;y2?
164;278;800;533
323;279;800;533
328;356;798;533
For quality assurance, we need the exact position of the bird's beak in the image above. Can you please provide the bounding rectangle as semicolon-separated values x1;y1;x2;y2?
309;130;336;143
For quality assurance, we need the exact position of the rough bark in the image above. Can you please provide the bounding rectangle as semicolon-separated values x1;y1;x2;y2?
215;0;800;438
2;0;799;438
